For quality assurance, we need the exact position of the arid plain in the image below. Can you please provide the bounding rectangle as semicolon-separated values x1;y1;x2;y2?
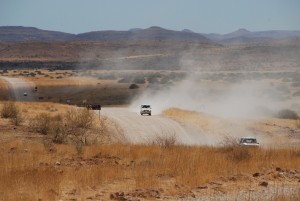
0;29;300;200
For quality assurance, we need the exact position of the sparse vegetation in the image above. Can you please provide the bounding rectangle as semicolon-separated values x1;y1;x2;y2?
1;101;23;126
129;83;139;89
30;113;59;135
30;108;101;148
277;109;299;119
220;135;240;148
148;133;177;148
0;141;299;200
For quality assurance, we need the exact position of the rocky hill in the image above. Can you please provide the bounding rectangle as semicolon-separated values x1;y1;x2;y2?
0;26;299;71
203;28;300;44
0;26;74;41
0;26;212;43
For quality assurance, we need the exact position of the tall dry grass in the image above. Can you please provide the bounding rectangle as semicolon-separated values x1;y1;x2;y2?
0;79;9;100
1;140;299;200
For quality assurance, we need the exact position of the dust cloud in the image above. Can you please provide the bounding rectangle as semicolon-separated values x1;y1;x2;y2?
129;73;291;119
129;52;299;145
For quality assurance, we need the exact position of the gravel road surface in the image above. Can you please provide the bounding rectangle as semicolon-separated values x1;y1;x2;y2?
101;107;192;144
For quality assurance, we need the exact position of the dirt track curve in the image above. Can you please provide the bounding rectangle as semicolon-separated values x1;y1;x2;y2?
102;107;192;144
0;76;36;101
0;76;192;144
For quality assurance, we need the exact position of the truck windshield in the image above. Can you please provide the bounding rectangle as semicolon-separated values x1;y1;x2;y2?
242;139;257;143
141;105;150;108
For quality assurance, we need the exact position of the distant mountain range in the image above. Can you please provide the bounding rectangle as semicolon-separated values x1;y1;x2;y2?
0;26;300;44
203;28;300;44
0;26;211;43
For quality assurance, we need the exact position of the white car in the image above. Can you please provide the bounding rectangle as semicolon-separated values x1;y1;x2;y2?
239;137;259;146
140;105;151;116
23;92;28;96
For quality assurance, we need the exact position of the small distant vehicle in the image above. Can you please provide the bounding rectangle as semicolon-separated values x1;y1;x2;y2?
239;137;259;146
23;92;27;96
140;105;151;116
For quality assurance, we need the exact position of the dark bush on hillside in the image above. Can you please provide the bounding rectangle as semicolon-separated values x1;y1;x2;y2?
277;109;299;120
129;84;139;89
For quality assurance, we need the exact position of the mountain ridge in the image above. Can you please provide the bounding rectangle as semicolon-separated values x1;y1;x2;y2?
1;26;300;44
203;28;300;44
0;26;212;43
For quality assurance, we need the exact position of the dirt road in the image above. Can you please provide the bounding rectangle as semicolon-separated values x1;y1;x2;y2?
102;107;193;144
0;76;36;101
0;76;191;144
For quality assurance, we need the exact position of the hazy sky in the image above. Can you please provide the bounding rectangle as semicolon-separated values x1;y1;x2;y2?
1;0;299;34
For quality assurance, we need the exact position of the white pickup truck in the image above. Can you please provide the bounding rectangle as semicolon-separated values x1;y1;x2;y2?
239;137;260;146
140;105;151;116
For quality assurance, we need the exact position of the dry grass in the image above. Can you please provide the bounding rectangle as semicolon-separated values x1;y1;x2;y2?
0;140;299;200
0;103;299;200
163;108;300;147
163;108;299;133
163;107;228;131
0;78;9;100
0;101;114;144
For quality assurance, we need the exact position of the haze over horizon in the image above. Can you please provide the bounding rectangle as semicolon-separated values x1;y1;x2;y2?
1;0;300;34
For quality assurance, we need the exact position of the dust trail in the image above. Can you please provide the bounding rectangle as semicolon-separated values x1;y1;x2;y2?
0;77;36;101
129;70;299;145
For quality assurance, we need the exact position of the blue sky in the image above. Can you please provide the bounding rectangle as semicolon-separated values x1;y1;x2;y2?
0;0;299;34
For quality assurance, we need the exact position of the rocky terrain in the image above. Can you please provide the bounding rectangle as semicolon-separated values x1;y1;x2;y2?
0;26;299;71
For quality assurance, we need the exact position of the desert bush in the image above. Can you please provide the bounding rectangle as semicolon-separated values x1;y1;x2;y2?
1;101;23;126
30;107;108;150
148;134;177;148
64;108;95;130
220;135;240;148
129;83;139;89
1;101;18;118
277;109;299;119
29;72;36;77
220;136;253;162
230;147;252;162
30;113;58;135
11;110;23;126
52;133;65;144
